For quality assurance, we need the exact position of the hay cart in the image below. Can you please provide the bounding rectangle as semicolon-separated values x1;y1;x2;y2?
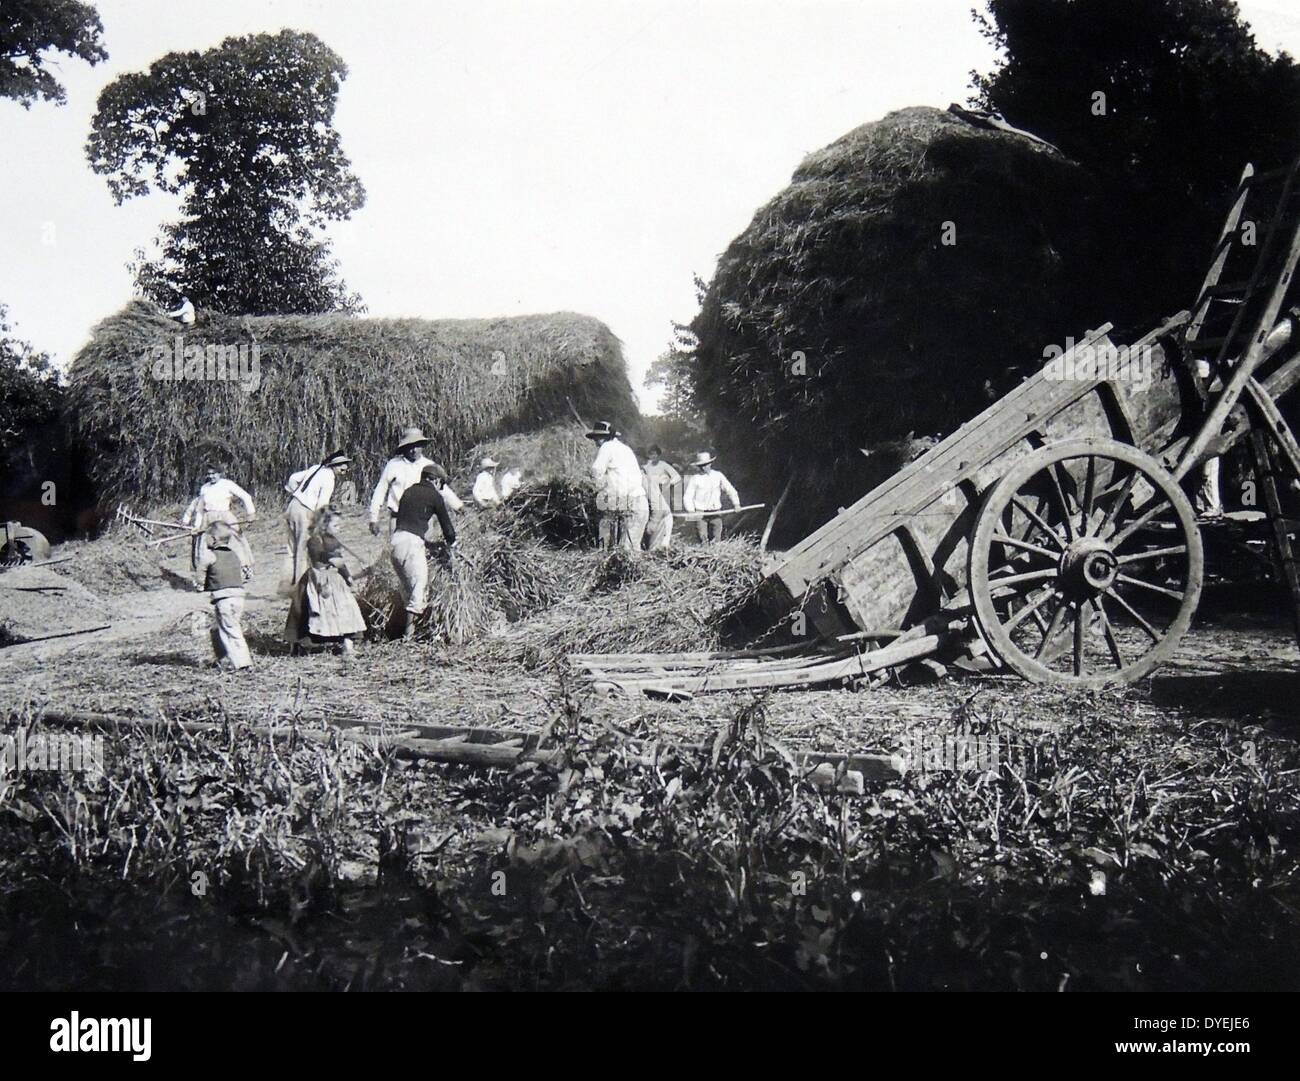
578;156;1300;696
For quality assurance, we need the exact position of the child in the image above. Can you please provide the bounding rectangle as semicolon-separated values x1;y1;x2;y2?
284;507;367;660
193;521;252;671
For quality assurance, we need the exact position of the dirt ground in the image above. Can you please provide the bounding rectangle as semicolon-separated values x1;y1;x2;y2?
2;505;1298;754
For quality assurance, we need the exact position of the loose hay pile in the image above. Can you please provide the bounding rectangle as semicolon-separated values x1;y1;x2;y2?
0;565;118;644
691;105;1112;541
68;302;639;505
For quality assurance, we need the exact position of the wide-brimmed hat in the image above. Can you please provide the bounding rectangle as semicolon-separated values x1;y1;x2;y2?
206;521;234;542
396;427;429;452
323;450;352;467
585;420;615;441
480;456;499;468
692;451;716;467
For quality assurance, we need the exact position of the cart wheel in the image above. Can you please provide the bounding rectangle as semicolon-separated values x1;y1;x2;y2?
967;438;1202;688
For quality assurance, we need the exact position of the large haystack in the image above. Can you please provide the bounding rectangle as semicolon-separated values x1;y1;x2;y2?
67;301;638;505
691;105;1114;540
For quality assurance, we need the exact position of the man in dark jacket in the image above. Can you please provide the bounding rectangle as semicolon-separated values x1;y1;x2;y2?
391;465;458;639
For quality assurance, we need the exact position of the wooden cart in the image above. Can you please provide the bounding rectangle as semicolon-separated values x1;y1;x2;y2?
577;156;1300;695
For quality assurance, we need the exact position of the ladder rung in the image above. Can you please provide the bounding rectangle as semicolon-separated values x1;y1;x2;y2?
1203;280;1254;298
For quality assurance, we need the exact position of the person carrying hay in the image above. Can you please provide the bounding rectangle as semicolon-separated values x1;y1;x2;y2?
587;420;648;550
368;427;433;537
684;451;741;543
182;466;256;572
642;444;681;550
283;451;352;588
193;521;252;671
391;465;459;639
472;457;502;507
284;507;367;659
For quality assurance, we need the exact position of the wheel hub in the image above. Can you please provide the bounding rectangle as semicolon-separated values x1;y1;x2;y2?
1058;538;1118;597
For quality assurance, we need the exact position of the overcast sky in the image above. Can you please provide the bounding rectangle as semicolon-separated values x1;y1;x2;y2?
4;0;1300;412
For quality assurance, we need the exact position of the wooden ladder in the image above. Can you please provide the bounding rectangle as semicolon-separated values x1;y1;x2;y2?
1181;153;1300;650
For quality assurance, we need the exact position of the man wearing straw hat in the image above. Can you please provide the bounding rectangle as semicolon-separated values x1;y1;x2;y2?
193;520;252;671
182;465;256;572
368;427;434;537
472;457;502;508
283;450;352;587
683;451;741;543
587;420;649;550
391;465;459;640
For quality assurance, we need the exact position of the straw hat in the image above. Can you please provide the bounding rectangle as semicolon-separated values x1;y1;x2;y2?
323;450;352;467
692;451;716;467
396;427;429;452
480;456;500;469
585;420;615;441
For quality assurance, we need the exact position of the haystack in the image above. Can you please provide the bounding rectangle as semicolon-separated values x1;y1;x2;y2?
691;105;1112;541
67;302;638;506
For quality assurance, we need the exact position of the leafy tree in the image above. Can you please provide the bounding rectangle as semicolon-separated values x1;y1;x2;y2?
0;303;62;458
0;0;106;107
86;30;366;315
971;0;1300;324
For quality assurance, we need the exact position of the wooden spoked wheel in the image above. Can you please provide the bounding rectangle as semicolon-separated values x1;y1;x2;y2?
968;438;1203;688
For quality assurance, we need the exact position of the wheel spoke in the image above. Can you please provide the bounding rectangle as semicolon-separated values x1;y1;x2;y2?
1094;596;1126;669
1110;497;1176;549
1010;495;1066;550
992;531;1059;561
1105;588;1161;642
1098;469;1140;535
1117;544;1187;565
1116;573;1184;601
1072;603;1086;676
1035;601;1070;660
1004;586;1057;632
1047;463;1078;540
989;566;1058;590
1080;455;1097;534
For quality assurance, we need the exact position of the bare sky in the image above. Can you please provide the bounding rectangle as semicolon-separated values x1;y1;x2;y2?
4;0;1300;412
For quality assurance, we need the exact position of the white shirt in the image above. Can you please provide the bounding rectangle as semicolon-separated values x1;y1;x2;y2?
499;468;524;500
285;464;336;511
182;478;255;528
472;470;500;507
168;298;196;324
684;469;739;513
642;459;681;515
591;437;644;502
368;454;432;522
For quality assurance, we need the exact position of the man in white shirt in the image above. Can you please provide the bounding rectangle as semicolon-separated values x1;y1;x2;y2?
587;420;648;550
683;451;740;543
165;294;196;325
282;450;351;587
182;466;256;570
472;457;501;508
368;427;433;537
499;465;525;501
642;444;680;551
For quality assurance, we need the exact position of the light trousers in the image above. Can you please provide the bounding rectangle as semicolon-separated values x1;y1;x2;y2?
390;531;429;615
284;501;315;584
597;492;649;550
211;596;251;669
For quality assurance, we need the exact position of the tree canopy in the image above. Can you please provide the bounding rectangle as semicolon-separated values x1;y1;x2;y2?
971;0;1300;324
0;0;106;107
86;29;366;315
0;303;61;459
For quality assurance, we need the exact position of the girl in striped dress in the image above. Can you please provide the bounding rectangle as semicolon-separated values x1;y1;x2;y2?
284;508;367;658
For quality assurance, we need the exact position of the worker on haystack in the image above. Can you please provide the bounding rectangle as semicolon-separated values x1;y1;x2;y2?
283;450;352;589
642;444;680;551
182;466;256;572
684;451;741;543
391;465;458;640
165;293;196;325
587;420;648;550
499;464;525;501
284;507;368;662
472;457;502;507
193;521;252;672
368;427;433;537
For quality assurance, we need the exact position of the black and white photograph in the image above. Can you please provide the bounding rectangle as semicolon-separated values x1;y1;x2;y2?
1;0;1298;1028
